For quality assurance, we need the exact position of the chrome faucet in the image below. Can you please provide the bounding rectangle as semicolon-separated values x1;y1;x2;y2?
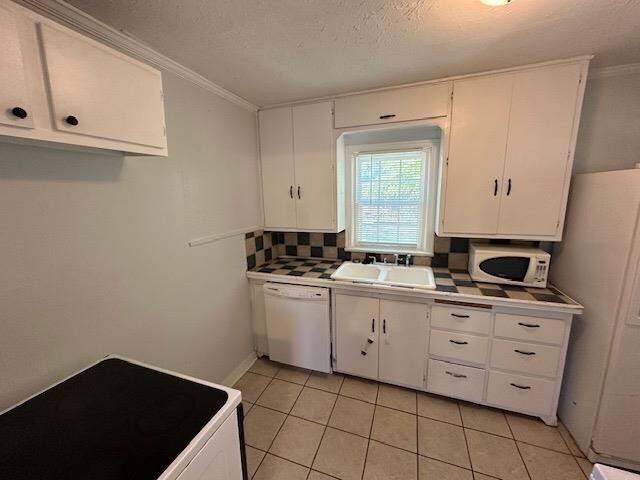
368;255;377;264
393;253;400;265
405;254;412;267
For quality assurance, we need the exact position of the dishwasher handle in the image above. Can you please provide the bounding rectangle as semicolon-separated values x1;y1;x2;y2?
263;284;329;301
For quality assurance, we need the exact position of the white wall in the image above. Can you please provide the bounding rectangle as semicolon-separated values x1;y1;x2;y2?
573;68;640;174
0;72;261;410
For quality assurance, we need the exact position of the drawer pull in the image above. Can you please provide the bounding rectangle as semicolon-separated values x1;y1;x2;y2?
518;322;541;328
445;371;467;379
379;113;396;120
451;313;470;319
514;349;536;356
510;382;532;390
449;339;469;345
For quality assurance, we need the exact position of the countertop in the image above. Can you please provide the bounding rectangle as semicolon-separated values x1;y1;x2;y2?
247;257;583;314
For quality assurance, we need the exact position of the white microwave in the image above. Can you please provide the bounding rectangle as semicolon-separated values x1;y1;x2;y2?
468;242;550;288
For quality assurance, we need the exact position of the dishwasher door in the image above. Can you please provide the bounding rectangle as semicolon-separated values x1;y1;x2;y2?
263;283;331;373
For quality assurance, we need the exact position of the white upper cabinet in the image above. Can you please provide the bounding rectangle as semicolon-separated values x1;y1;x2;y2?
498;64;582;236
259;101;341;232
39;24;166;148
293;102;335;230
0;5;34;130
334;82;451;129
438;60;587;240
259;107;297;229
441;73;513;235
0;0;167;156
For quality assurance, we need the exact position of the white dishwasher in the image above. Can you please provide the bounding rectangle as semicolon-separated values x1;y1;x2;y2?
263;283;331;373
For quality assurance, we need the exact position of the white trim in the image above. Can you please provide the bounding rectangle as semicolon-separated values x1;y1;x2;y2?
188;225;262;247
262;55;594;110
14;0;258;112
588;62;640;80
221;351;258;387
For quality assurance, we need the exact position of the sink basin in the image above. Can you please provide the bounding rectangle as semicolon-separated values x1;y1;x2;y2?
331;262;436;290
382;266;436;289
330;262;382;282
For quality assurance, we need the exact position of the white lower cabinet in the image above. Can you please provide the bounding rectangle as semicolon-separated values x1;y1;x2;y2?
379;300;429;389
334;293;428;388
427;359;485;403
329;290;574;425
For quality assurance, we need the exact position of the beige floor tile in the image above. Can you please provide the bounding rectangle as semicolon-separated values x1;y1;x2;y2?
364;440;418;480
507;414;569;453
575;457;593;477
418;456;473;480
473;474;500;480
269;416;325;467
255;379;303;413
371;405;418;452
234;372;271;403
308;471;337;480
329;395;375;437
340;376;379;403
253;453;309;480
275;365;310;385
465;429;528;480
245;445;266;479
244;405;287;451
290;386;337;424
558;422;586;458
243;401;254;416
377;383;417;414
249;357;281;377
417;392;462;425
460;403;512;438
418;417;469;468
313;427;369;480
518;442;585;480
306;371;344;393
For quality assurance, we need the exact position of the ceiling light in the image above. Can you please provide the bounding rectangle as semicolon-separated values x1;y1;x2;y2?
480;0;513;5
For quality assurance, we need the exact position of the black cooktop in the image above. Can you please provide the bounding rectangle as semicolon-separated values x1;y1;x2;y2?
0;358;229;479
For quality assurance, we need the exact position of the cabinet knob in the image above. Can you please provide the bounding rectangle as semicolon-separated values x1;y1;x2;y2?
11;107;28;119
65;115;79;126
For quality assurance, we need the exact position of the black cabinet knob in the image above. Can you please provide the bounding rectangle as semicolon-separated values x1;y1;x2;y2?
65;115;79;126
11;107;28;119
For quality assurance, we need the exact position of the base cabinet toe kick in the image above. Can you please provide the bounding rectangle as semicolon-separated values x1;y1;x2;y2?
331;291;577;425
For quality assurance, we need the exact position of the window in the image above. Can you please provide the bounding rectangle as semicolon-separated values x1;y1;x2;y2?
346;141;437;255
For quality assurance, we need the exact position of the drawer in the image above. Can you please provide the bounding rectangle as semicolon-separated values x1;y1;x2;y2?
429;329;489;365
333;82;451;128
427;359;485;403
486;371;556;416
431;305;491;334
491;339;561;378
494;313;565;345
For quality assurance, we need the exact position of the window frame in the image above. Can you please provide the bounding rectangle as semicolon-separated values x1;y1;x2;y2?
345;140;439;255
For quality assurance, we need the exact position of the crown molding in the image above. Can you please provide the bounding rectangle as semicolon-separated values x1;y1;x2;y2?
14;0;258;112
589;62;640;80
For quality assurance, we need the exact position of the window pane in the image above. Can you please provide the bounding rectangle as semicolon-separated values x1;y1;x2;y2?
354;149;427;249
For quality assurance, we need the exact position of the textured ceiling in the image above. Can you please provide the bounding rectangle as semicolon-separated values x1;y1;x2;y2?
66;0;640;106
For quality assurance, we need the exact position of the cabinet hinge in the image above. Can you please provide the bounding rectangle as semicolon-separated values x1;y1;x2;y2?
160;90;164;100
446;156;449;166
578;73;582;85
163;126;166;137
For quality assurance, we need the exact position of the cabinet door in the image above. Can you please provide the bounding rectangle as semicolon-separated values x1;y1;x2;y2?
293;101;335;230
0;5;34;129
335;294;379;379
379;300;428;389
39;24;166;148
498;64;582;236
442;74;513;235
259;107;297;229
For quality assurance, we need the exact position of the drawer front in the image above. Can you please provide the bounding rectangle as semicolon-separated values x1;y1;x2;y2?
333;82;451;128
431;305;492;334
427;359;485;403
494;313;565;345
491;339;561;378
429;329;489;365
486;371;556;416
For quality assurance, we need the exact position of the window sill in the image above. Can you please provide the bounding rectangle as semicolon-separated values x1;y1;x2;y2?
346;246;434;256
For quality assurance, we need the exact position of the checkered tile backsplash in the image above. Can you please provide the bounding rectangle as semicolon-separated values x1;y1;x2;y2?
245;230;480;270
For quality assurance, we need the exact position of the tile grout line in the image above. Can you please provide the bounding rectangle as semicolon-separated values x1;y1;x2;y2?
458;400;475;475
306;378;342;479
506;412;533;480
360;381;381;480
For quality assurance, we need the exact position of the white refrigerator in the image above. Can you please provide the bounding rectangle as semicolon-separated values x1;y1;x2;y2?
550;168;640;471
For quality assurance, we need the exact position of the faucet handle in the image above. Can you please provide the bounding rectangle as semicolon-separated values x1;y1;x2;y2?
405;254;412;266
368;255;377;264
394;253;400;265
